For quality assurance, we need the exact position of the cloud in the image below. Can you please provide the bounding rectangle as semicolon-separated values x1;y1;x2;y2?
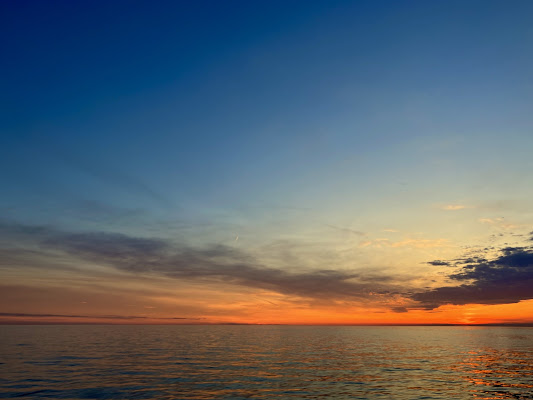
413;245;533;309
440;205;467;211
45;231;170;261
391;306;408;313
53;149;169;205
478;217;520;230
325;224;365;236
426;260;451;266
360;238;448;249
0;221;403;305
0;312;199;320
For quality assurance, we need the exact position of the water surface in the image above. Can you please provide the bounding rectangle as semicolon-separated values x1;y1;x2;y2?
1;326;532;399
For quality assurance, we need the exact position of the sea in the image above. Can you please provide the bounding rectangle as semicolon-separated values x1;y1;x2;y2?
0;325;532;399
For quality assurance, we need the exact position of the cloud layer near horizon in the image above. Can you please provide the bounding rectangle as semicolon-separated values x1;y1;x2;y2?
2;220;533;317
0;312;199;320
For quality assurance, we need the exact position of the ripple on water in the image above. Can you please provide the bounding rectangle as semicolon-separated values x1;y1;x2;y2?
0;326;532;399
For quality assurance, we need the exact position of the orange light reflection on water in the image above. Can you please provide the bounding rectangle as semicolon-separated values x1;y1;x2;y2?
456;348;533;399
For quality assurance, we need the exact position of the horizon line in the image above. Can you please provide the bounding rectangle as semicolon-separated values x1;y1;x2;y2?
2;322;533;327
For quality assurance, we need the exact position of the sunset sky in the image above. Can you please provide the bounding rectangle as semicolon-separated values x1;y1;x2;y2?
1;0;533;325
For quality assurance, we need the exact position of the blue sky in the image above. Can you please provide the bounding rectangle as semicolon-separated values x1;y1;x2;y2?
1;1;533;323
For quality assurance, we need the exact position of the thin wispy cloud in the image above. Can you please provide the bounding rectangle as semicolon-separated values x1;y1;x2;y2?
439;205;468;211
325;224;366;236
53;149;170;206
478;217;521;230
360;238;449;249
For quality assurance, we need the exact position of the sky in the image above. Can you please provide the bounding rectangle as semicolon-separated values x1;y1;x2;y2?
1;0;533;325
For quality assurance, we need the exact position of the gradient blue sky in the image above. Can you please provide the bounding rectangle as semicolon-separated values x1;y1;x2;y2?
1;0;533;324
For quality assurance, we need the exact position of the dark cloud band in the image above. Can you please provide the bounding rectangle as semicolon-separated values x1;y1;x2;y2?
0;312;199;320
413;246;533;309
0;221;399;304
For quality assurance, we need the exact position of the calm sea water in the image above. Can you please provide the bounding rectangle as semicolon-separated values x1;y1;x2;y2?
0;326;532;399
